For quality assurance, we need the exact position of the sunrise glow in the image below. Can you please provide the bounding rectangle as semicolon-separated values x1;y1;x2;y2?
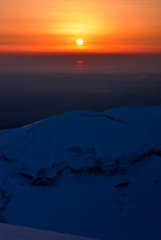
0;0;161;54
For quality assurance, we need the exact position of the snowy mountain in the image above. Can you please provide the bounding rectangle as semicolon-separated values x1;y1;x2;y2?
0;105;161;239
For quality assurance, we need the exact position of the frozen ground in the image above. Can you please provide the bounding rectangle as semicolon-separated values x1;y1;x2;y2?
0;105;161;239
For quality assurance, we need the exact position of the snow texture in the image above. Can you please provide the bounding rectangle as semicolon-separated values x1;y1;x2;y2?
0;105;161;239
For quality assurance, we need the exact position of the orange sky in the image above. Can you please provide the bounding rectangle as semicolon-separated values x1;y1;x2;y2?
0;0;161;53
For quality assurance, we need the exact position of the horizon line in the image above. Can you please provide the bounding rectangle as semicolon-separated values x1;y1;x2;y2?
0;51;161;56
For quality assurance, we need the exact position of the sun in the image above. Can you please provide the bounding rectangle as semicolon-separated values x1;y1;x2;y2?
76;39;83;45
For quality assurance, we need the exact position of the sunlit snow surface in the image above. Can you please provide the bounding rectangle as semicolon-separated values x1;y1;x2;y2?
0;223;94;240
0;105;161;239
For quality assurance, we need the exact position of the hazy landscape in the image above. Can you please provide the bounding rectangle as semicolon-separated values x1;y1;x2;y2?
0;54;161;129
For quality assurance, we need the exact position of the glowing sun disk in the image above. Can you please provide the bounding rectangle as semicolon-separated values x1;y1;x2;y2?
76;39;83;45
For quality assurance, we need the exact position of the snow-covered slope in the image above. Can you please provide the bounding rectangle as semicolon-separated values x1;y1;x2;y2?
0;223;95;240
0;105;161;239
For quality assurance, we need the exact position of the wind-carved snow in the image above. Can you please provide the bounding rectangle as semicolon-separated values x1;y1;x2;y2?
0;105;161;239
80;113;127;124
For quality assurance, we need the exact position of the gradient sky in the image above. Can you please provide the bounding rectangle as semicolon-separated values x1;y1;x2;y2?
0;0;161;53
